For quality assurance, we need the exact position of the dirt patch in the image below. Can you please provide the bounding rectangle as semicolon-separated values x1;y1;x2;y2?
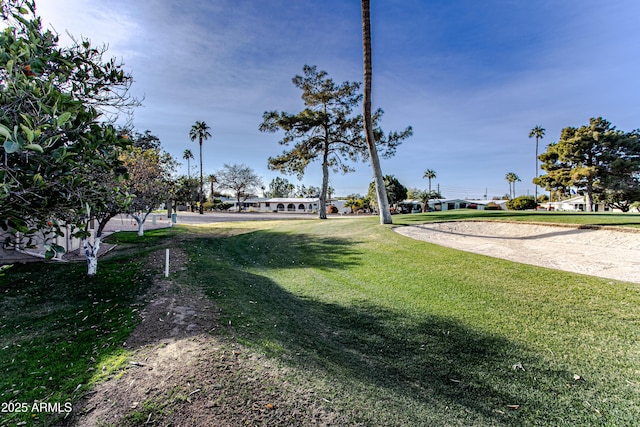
394;221;640;284
63;247;345;426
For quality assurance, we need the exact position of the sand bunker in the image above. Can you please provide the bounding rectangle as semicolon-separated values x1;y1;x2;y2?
394;221;640;284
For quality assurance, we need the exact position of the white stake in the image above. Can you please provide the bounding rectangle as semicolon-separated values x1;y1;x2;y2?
165;248;170;277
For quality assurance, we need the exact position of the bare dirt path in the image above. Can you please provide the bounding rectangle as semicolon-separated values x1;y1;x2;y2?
394;221;640;284
64;248;343;426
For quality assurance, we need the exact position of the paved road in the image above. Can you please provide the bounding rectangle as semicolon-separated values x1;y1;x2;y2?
103;210;351;233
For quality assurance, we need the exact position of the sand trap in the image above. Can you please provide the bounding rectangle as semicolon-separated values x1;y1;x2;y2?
394;221;640;284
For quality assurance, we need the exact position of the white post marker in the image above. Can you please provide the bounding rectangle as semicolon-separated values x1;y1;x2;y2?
165;248;170;277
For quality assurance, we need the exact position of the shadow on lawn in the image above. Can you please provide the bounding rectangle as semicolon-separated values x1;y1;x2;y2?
186;230;581;426
189;228;364;272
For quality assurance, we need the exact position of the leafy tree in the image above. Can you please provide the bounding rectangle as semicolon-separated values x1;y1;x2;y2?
529;126;545;201
121;140;177;236
260;65;411;219
216;164;262;211
534;144;572;201
183;149;194;178
537;118;640;211
71;130;133;275
0;1;136;272
129;129;161;151
367;175;407;209
505;172;521;199
264;177;295;198
189;121;211;214
173;176;200;211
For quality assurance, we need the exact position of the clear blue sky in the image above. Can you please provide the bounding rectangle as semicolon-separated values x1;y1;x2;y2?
35;0;640;199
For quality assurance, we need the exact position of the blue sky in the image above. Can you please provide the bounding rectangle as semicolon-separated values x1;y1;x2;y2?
34;0;640;199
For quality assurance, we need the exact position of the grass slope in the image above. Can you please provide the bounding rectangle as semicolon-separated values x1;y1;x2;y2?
1;213;638;426
179;215;640;426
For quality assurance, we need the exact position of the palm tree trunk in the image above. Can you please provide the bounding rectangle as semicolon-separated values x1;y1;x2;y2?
535;137;539;204
199;139;204;214
362;0;392;224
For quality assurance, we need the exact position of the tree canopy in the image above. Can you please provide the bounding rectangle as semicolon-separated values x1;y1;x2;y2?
535;117;640;211
0;0;137;266
216;164;262;211
260;65;411;219
367;175;408;209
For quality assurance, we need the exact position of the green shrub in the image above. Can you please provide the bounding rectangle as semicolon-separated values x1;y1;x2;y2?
506;196;537;210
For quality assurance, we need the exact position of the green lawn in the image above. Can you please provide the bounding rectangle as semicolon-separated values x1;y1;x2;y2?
1;213;638;426
180;215;640;425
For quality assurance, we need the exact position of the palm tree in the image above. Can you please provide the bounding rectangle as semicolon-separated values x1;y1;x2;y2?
505;172;521;199
529;125;545;203
189;121;211;214
423;169;436;193
183;149;194;178
362;0;392;224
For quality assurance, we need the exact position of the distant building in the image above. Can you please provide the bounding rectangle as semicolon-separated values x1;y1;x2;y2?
540;196;611;212
227;197;320;213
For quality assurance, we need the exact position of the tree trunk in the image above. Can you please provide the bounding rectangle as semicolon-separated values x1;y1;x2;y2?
83;233;101;276
131;212;150;236
585;183;594;212
319;144;329;219
534;137;539;203
362;0;392;224
199;140;204;214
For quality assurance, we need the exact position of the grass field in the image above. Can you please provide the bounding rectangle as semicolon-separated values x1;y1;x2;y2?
1;211;639;426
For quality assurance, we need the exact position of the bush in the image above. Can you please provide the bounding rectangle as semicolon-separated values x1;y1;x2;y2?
328;205;338;214
507;196;537;210
484;202;502;210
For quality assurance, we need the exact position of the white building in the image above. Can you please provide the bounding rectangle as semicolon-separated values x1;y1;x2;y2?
541;196;611;212
228;197;321;213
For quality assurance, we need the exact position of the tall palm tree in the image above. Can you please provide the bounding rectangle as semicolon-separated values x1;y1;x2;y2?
505;172;521;199
362;0;392;224
183;149;194;178
423;169;436;193
189;121;211;214
529;125;545;204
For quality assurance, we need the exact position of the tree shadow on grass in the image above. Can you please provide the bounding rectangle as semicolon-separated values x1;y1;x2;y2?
203;273;585;425
185;230;594;426
188;229;364;272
